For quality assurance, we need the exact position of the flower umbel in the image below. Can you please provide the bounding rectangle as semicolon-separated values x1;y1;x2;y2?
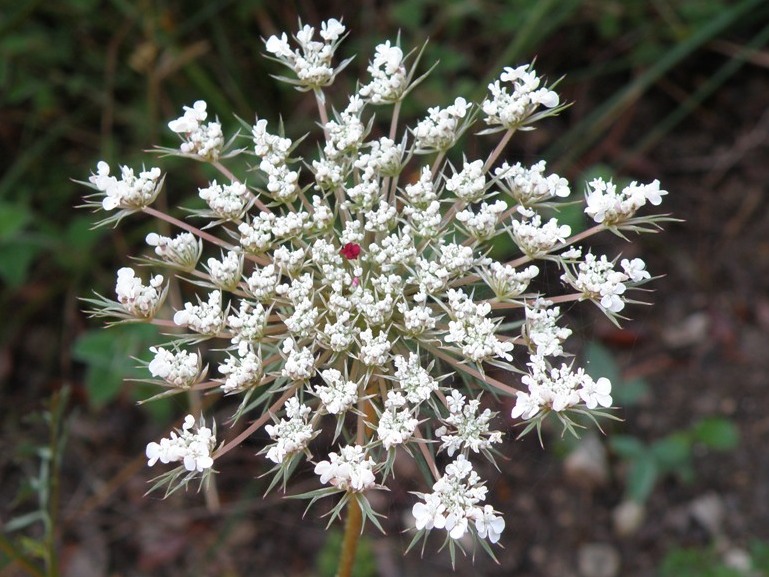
83;17;670;561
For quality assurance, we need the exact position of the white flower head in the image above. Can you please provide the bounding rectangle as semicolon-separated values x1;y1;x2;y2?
146;231;201;270
264;19;348;91
115;267;165;318
149;346;202;388
359;40;408;104
482;63;559;130
412;455;501;543
89;161;162;211
81;19;670;555
264;397;315;464
168;100;224;159
146;414;215;472
314;445;377;492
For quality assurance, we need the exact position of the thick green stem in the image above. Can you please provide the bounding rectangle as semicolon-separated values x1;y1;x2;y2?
336;495;363;577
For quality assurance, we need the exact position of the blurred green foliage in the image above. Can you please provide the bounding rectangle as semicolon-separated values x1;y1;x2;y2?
585;341;651;407
660;540;769;577
611;417;740;503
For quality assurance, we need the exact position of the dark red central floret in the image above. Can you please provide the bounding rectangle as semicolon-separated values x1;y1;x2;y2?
340;242;361;260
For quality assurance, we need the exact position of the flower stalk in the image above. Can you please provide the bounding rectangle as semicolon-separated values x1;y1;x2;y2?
337;494;363;577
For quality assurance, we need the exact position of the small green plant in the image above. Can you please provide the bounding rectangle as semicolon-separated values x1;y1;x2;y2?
1;388;69;577
659;546;743;577
611;417;739;504
659;540;769;577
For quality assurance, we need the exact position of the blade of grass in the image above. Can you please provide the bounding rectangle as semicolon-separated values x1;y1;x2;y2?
546;0;767;171
621;20;769;168
471;0;584;103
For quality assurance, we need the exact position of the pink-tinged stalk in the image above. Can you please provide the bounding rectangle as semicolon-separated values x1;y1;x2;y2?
422;342;520;397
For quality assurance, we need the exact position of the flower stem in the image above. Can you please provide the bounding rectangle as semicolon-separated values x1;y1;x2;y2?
337;495;363;577
483;127;515;173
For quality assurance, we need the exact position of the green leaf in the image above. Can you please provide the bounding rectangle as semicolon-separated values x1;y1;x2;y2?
692;417;740;451
626;450;658;503
609;434;645;459
584;341;621;384
651;433;692;472
0;241;40;287
614;377;651;406
0;202;32;239
4;510;46;532
584;341;650;406
72;324;159;408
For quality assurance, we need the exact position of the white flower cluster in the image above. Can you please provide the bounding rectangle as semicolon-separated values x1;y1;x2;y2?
436;390;502;457
482;64;560;130
114;267;164;318
512;355;613;420
173;290;224;335
315;444;377;492
265;18;347;90
146;415;215;472
412;455;504;543
264;397;314;464
359;41;407;104
561;253;650;313
167;100;224;160
85;18;669;555
495;160;570;205
149;346;202;388
89;161;162;211
198;180;249;221
585;177;667;226
146;232;201;270
413;97;472;152
218;349;262;393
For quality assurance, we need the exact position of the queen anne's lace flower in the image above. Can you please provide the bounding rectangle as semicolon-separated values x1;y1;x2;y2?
412;455;503;542
89;161;162;211
359;41;408;104
584;177;667;226
512;355;613;420
264;397;314;464
115;267;164;318
413;97;472;152
482;64;559;130
146;232;201;270
264;18;347;90
84;18;669;556
206;250;244;290
149;347;201;388
435;390;503;457
377;392;419;450
146;415;215;472
315;445;377;492
219;350;263;393
562;253;632;313
314;369;359;414
198;180;249;220
510;208;571;258
174;290;225;335
168;100;224;159
495;160;570;205
523;300;572;357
